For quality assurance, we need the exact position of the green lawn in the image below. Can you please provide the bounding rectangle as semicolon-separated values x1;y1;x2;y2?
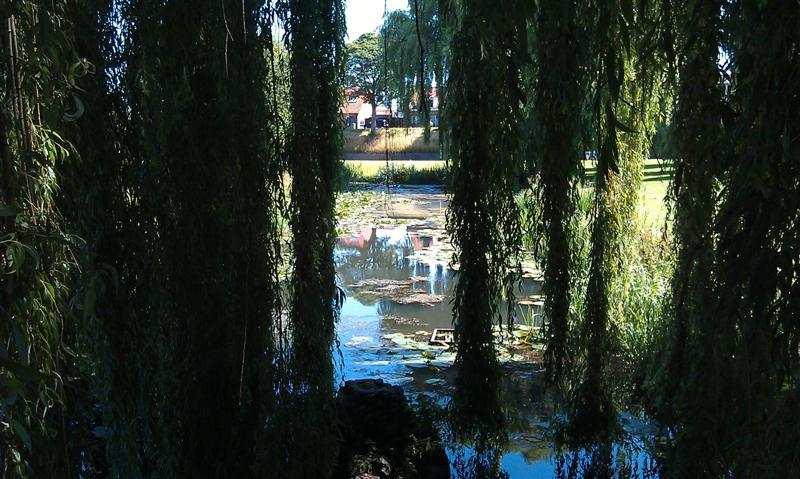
640;179;670;229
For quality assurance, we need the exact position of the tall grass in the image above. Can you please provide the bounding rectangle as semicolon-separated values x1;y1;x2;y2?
341;162;448;185
343;127;440;154
520;189;674;412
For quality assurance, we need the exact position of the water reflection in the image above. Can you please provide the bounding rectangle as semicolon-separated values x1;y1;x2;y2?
451;440;509;479
334;225;656;478
552;440;659;479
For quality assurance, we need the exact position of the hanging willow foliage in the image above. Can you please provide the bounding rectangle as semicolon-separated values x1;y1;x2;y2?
411;0;430;139
105;0;285;475
281;0;345;476
445;0;527;439
723;1;800;469
1;3;83;475
569;0;664;445
382;10;417;126
382;0;449;145
3;0;799;476
649;0;800;475
90;1;186;473
656;1;726;471
529;0;587;386
3;0;290;475
669;0;800;474
58;0;142;474
568;0;629;444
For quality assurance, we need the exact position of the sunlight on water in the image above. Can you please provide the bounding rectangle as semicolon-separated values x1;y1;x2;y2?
333;223;657;478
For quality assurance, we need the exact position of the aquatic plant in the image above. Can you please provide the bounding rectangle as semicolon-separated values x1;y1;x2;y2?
341;162;448;186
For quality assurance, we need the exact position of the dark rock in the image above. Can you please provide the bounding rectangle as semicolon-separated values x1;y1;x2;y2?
334;379;450;479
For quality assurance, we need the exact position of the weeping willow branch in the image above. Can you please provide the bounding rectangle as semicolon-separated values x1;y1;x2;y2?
282;0;345;476
530;0;585;386
1;3;81;475
446;0;526;439
106;1;286;474
59;0;147;474
285;0;340;407
690;0;800;474
650;1;800;475
568;0;625;446
659;0;724;455
412;0;430;139
569;0;661;445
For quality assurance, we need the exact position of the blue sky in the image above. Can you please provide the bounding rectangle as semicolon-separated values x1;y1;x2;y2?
346;0;408;39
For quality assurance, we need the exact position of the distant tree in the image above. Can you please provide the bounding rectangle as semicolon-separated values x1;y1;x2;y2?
383;10;417;127
381;0;450;145
345;32;384;133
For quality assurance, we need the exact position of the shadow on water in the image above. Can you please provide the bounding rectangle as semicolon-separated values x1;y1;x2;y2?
334;225;658;478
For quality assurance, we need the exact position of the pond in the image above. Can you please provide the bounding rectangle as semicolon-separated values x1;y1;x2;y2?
333;198;658;478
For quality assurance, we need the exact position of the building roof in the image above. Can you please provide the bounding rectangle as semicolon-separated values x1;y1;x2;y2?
342;88;365;115
341;86;439;118
342;98;365;115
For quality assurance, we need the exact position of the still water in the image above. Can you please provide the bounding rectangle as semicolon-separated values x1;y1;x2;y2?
333;225;657;478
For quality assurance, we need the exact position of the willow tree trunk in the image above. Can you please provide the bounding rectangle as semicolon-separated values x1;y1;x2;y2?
412;0;430;140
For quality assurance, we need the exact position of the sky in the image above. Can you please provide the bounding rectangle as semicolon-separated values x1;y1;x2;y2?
345;0;408;39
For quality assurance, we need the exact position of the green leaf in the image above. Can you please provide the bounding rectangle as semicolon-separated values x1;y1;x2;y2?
10;321;28;359
11;419;32;451
2;361;43;384
84;279;97;318
614;118;638;134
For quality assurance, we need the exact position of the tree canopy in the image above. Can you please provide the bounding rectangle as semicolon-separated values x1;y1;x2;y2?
345;32;384;132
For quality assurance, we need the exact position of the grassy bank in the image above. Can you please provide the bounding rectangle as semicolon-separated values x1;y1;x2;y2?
343;127;440;154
